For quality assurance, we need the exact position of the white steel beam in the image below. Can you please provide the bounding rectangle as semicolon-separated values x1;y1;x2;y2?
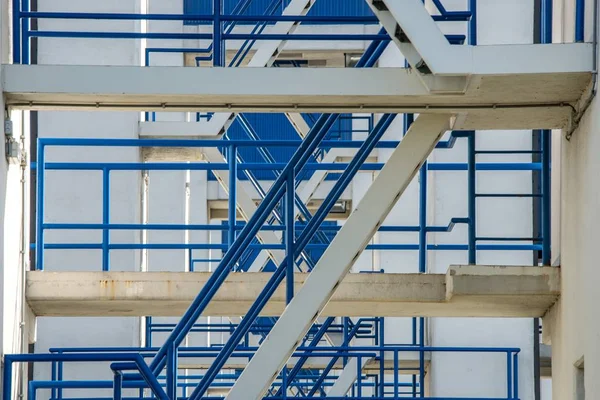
327;357;372;397
224;113;454;400
366;0;593;78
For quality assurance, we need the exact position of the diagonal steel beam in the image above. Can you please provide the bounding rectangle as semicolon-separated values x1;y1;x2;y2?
326;357;373;397
225;113;455;400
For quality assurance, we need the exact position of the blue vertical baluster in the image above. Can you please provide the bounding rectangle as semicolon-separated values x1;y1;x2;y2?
113;372;123;400
513;353;519;399
469;0;477;46
102;168;110;271
213;0;223;66
467;132;476;264
575;0;586;42
228;145;237;251
21;0;30;64
394;350;399;398
12;0;21;63
507;352;513;399
286;171;295;304
541;130;551;265
542;0;553;44
357;355;362;397
36;141;45;270
282;367;288;399
167;342;177;400
379;317;385;397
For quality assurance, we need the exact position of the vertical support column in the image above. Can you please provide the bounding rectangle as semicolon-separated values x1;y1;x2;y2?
513;353;519;399
12;0;21;63
213;0;223;67
507;352;513;399
541;0;553;44
379;318;385;397
467;132;476;264
36;141;44;270
102;168;110;272
286;171;295;304
228;145;237;250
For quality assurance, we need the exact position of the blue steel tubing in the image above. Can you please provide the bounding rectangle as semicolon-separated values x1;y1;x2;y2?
233;116;323;270
286;172;295;303
166;343;177;400
21;0;29;64
213;0;222;66
144;113;340;378
230;0;282;67
576;0;586;41
113;372;123;400
18;12;471;23
513;353;519;399
188;114;396;400
273;317;335;396
228;146;237;249
469;0;477;46
542;0;553;44
40;161;542;172
541;131;551;265
36;141;45;270
467;133;477;264
507;352;512;399
12;0;20;63
379;317;385;397
306;320;370;396
102;169;110;271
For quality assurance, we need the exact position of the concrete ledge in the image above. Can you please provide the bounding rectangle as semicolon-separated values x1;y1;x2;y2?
2;64;591;129
26;266;560;318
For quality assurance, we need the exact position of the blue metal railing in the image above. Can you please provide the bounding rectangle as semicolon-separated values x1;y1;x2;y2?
12;0;475;64
4;345;521;400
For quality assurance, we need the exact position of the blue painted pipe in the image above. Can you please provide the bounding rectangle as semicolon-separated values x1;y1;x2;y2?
576;0;586;42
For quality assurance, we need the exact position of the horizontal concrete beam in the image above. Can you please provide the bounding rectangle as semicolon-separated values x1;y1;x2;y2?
26;265;559;318
2;64;590;129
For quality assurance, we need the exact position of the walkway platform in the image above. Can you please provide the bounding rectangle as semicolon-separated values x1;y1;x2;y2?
2;53;592;129
26;265;560;318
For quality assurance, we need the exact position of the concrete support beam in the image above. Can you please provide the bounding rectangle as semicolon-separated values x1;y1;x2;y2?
26;266;559;318
2;65;592;129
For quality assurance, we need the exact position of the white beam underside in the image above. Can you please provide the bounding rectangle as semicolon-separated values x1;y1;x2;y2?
25;266;560;318
224;114;453;400
3;64;591;129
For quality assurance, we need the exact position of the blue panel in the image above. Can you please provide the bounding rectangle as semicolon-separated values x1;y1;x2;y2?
184;0;375;26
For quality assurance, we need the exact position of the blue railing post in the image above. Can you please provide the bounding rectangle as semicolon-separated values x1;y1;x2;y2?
286;171;295;304
166;342;177;400
542;0;553;44
467;132;476;264
513;352;519;399
469;0;477;46
213;0;223;66
113;372;123;400
21;0;30;64
576;0;586;42
36;141;45;270
228;145;237;250
3;357;12;400
102;168;110;272
507;351;513;399
12;0;21;63
541;130;551;265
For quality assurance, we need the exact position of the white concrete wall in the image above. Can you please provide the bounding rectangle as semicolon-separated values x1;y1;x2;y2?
32;1;142;398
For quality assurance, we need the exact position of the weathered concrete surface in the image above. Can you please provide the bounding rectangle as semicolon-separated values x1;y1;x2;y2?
26;265;559;318
1;64;592;129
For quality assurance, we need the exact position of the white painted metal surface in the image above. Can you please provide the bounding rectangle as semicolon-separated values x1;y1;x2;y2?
327;357;372;397
366;0;593;77
225;113;454;400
